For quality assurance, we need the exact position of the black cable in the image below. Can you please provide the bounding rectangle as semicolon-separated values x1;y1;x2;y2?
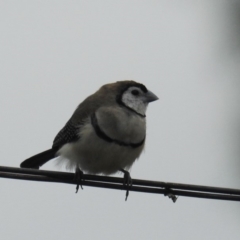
1;166;240;202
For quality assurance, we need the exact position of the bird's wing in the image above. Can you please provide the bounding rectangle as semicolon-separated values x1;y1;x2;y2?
20;100;101;169
20;119;85;169
20;84;119;169
52;119;81;148
52;90;112;149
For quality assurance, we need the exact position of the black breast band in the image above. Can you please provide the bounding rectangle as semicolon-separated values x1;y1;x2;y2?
91;113;145;148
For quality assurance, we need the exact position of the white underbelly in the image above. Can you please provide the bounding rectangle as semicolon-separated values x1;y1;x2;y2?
56;121;145;174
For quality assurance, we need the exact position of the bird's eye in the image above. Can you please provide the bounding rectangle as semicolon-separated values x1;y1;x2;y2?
131;90;139;96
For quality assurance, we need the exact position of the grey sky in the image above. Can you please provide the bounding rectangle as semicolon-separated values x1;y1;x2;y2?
1;1;240;240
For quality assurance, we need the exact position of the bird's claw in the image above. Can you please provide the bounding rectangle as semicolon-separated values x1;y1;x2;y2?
74;167;84;193
121;169;132;201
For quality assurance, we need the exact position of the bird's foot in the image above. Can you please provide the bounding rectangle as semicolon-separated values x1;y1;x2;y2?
120;169;132;201
74;167;84;193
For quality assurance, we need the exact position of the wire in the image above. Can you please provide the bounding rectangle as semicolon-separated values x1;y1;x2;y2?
1;165;240;202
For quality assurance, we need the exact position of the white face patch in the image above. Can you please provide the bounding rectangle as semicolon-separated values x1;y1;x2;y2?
121;86;148;115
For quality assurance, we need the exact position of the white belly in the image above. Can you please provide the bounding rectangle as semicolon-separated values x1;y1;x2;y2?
56;120;145;174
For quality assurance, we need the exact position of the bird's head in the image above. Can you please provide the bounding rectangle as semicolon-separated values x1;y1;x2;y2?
115;81;159;117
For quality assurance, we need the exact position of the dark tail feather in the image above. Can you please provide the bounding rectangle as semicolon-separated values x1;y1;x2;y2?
20;149;57;169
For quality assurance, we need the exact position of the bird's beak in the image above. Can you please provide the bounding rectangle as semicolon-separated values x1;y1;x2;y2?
145;90;159;103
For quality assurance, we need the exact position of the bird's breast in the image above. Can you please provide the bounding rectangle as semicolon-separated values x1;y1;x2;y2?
95;106;146;144
56;106;146;174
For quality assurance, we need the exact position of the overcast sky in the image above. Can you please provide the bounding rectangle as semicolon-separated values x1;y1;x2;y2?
1;1;240;240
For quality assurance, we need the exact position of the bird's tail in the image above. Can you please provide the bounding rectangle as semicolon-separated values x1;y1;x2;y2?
20;149;57;169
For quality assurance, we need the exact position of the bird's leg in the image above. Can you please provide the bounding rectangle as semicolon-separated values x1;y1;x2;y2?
74;167;84;193
120;169;132;201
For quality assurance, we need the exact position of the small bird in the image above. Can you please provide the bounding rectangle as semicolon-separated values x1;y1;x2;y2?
20;80;158;199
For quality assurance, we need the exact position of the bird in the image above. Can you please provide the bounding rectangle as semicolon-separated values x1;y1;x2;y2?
20;80;158;200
